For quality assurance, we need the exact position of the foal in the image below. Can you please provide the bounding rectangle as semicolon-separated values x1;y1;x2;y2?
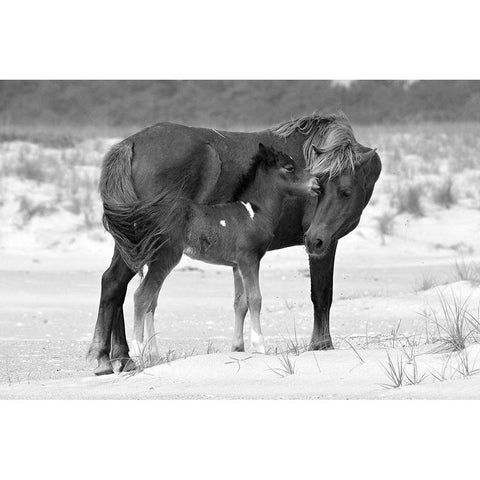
131;143;320;358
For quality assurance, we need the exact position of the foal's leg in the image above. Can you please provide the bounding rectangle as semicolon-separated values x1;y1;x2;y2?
238;257;265;354
144;293;160;359
131;248;182;362
231;266;248;352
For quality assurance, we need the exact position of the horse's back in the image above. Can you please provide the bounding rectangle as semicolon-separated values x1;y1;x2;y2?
126;122;266;203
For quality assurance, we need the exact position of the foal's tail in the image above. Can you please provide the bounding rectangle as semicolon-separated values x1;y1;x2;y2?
100;142;185;273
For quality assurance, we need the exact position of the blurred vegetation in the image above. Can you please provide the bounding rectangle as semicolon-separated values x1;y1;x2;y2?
1;81;480;141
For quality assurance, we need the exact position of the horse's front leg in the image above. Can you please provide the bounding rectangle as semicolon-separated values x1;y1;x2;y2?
231;266;248;352
238;257;265;354
308;241;337;350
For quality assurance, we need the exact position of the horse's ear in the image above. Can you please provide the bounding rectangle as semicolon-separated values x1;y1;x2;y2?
358;148;382;207
358;148;377;167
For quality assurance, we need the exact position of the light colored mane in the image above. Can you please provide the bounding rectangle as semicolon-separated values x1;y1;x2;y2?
271;111;360;178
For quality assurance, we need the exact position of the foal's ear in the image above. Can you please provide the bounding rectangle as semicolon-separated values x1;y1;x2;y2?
258;143;276;166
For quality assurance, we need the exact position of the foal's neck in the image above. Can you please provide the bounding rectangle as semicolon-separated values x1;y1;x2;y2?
240;168;286;226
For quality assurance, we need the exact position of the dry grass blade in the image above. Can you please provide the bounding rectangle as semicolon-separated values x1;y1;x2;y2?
267;350;297;377
454;349;480;378
380;351;405;389
344;338;365;364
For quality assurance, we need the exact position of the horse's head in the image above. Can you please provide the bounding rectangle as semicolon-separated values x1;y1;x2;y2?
271;111;382;258
256;143;321;198
303;148;380;257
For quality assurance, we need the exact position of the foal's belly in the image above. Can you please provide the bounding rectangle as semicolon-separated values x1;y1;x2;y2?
183;246;237;267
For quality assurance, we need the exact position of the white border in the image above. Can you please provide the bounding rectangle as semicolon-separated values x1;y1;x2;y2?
1;1;479;478
1;0;479;79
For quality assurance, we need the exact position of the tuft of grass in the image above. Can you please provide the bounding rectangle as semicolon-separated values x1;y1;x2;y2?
380;351;405;389
454;348;480;378
414;274;437;292
267;350;297;377
375;211;396;245
423;290;477;352
429;353;453;382
283;322;309;356
393;183;424;217
400;335;421;364
432;177;456;209
403;357;428;386
380;350;427;389
390;320;402;348
16;195;58;226
453;258;480;284
206;340;218;354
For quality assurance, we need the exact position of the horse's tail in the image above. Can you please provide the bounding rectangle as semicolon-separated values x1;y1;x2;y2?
100;141;186;273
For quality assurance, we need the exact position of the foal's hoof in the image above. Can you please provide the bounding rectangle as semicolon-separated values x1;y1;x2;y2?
231;344;245;353
251;344;266;354
94;358;114;376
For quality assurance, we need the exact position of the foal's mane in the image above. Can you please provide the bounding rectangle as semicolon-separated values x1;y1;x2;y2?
232;147;270;201
271;111;360;179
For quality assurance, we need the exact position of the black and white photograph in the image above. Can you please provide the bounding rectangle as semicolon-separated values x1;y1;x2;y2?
2;79;480;400
1;1;479;478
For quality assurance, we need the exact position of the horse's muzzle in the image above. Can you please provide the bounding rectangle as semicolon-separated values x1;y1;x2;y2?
303;232;331;258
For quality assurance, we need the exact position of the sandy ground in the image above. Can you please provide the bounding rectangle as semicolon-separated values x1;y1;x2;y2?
1;203;480;399
1;136;480;398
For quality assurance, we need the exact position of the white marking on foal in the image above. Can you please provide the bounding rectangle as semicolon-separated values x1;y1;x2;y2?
250;329;266;354
241;201;255;219
220;220;226;227
130;339;143;359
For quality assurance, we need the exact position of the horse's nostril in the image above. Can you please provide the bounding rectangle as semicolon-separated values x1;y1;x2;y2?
315;238;323;248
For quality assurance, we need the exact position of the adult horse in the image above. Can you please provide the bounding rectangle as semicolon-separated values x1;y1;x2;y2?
88;112;381;375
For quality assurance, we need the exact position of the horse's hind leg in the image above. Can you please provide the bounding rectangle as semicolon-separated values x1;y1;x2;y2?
231;266;248;352
88;247;135;375
238;256;265;354
131;248;182;364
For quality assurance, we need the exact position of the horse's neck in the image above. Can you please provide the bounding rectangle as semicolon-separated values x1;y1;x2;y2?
241;170;285;227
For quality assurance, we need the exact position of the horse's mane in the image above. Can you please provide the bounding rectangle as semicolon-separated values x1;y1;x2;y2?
232;148;270;201
271;111;360;179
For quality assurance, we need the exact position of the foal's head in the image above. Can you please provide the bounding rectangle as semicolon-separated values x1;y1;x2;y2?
255;143;320;198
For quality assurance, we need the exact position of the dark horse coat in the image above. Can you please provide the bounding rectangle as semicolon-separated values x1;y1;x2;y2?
89;112;382;375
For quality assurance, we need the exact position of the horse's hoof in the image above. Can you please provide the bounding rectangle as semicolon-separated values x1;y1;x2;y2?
111;355;135;373
309;339;334;351
122;358;137;373
231;344;245;352
94;359;114;376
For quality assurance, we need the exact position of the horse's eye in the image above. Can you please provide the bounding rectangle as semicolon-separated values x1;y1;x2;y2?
339;189;352;198
284;164;294;173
